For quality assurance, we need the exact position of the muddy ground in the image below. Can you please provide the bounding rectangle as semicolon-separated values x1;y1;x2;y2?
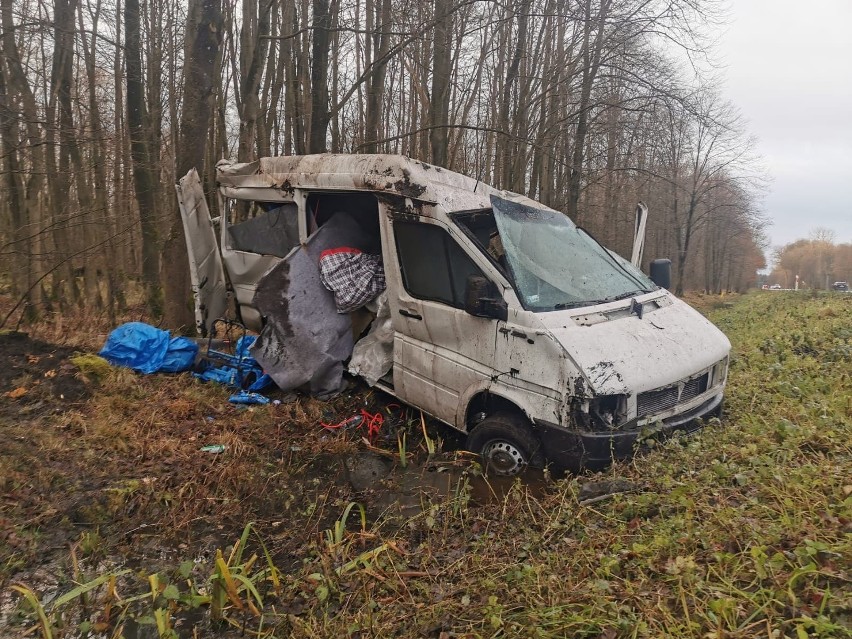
0;330;510;591
0;331;90;414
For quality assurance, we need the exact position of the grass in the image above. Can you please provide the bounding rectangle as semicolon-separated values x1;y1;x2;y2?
2;291;850;637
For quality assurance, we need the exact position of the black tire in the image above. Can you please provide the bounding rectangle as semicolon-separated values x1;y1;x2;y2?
466;412;544;476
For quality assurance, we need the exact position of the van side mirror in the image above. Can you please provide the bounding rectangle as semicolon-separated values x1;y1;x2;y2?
464;275;508;321
649;259;672;289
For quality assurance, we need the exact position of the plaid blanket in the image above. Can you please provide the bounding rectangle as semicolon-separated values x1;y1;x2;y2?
319;247;386;313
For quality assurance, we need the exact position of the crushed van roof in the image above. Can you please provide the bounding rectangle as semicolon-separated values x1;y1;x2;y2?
215;154;539;214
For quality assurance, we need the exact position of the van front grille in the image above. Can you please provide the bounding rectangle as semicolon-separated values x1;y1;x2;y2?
637;374;709;419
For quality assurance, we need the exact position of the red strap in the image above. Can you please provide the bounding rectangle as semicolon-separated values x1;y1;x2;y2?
320;408;384;444
320;246;363;260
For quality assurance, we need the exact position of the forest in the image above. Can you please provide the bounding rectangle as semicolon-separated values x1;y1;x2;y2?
1;0;770;330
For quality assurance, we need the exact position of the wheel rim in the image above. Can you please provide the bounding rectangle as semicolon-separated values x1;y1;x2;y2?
482;440;527;476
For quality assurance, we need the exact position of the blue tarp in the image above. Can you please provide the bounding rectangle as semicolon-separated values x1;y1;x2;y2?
193;334;271;390
100;322;198;374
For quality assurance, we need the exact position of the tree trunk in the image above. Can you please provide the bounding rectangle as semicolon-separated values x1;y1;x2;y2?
125;0;163;316
567;0;610;222
1;0;47;321
45;0;81;307
428;0;452;167
498;0;530;190
237;0;273;162
675;193;697;296
162;0;223;330
308;0;331;152
79;0;107;309
363;0;391;154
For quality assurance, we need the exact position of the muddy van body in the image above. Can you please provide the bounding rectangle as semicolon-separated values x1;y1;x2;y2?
178;154;730;474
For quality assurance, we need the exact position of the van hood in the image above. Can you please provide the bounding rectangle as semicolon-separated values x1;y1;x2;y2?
537;295;730;396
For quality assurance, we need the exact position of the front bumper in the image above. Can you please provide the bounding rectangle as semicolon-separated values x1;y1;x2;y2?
535;392;724;473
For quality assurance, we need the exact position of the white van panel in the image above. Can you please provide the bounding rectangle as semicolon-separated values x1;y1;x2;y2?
176;169;228;335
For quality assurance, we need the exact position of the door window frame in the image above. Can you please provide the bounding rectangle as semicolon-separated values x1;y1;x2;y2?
392;219;496;310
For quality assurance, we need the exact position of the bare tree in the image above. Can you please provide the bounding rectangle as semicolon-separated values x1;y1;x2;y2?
667;89;757;294
126;0;163;314
236;0;274;162
163;0;224;330
1;0;48;320
427;0;453;166
308;0;331;152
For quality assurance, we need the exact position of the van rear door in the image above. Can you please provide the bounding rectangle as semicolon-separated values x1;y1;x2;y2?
176;168;228;336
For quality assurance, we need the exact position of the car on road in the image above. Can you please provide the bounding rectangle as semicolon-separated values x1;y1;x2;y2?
832;281;849;291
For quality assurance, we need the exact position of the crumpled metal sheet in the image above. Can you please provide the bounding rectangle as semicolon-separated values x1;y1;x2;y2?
348;291;393;386
249;213;374;398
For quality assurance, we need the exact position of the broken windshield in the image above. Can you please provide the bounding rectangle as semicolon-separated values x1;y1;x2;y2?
490;195;655;312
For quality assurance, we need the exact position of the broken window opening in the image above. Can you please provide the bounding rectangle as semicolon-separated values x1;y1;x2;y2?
224;199;300;258
250;193;391;398
453;208;512;280
307;192;382;253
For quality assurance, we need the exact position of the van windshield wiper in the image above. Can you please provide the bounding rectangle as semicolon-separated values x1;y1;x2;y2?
552;289;650;310
603;289;650;302
552;300;591;310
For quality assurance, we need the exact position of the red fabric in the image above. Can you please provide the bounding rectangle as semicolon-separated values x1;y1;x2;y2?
320;246;363;259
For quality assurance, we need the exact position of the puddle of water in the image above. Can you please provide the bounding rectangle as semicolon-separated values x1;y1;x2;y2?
340;451;552;521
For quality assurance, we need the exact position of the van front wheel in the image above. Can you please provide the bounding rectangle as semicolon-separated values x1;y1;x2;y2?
466;413;543;477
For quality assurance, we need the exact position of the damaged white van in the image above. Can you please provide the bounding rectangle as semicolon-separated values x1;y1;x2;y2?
177;154;730;475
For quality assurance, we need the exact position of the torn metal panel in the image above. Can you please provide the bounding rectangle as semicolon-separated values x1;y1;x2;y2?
176;168;228;336
348;292;393;386
249;212;376;398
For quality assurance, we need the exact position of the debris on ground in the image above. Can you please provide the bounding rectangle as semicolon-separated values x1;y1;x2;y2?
193;323;266;390
199;444;226;454
227;390;271;405
321;408;385;443
578;478;641;503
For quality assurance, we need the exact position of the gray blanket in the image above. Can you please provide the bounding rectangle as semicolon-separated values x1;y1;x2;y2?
249;213;374;398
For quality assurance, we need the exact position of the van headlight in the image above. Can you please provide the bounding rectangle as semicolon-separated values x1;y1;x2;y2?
588;394;629;430
711;357;728;387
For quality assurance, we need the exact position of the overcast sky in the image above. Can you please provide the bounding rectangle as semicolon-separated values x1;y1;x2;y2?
718;0;852;252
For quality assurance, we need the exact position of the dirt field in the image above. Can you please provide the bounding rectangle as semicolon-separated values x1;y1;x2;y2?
0;324;497;636
0;328;469;567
